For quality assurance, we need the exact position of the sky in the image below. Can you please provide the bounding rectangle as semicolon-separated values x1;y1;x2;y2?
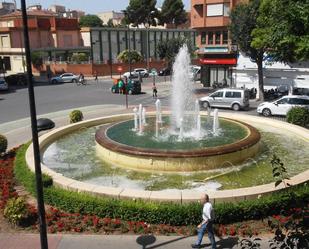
21;0;190;14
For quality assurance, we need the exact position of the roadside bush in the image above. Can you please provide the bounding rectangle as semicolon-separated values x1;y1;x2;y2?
69;110;84;124
0;134;8;154
15;144;309;226
287;107;309;128
4;197;28;225
71;53;88;64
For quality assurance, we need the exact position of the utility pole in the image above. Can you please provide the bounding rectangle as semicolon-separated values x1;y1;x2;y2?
20;1;48;248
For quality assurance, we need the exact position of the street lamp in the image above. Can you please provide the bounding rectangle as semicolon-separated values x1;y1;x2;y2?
20;1;49;249
144;23;150;71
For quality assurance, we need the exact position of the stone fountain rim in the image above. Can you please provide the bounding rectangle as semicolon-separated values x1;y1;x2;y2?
95;116;261;158
25;112;309;203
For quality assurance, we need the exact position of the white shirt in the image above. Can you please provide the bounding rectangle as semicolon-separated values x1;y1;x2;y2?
202;202;214;222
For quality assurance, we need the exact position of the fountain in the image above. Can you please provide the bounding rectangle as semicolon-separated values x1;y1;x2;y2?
40;44;309;195
94;45;261;172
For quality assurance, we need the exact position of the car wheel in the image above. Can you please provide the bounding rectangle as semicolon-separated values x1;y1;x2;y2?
128;89;133;95
232;103;241;111
72;79;77;83
262;108;272;117
201;101;209;109
51;80;57;84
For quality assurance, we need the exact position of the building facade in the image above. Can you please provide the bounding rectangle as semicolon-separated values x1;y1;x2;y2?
191;0;309;90
191;0;243;87
97;11;124;26
0;9;85;74
90;27;197;64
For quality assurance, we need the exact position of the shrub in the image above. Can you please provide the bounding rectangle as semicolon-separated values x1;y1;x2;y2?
71;53;88;64
287;107;309;128
0;134;8;154
117;50;143;63
69;110;84;124
15;144;309;226
4;197;28;225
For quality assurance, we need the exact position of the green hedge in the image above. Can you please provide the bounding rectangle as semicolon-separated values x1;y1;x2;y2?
287;107;309;128
15;144;309;226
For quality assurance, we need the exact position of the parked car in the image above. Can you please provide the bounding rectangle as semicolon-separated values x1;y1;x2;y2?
133;68;149;78
50;73;79;84
111;79;141;95
158;67;171;76
257;95;309;117
122;71;138;79
0;77;8;91
199;88;250;111
5;73;28;86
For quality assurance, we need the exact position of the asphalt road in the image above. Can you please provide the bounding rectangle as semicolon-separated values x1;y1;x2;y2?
0;76;259;124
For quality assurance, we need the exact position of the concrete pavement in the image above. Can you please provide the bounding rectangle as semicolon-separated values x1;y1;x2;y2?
0;233;273;249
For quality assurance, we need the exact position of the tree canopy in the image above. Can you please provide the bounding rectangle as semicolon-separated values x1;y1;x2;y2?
123;0;158;27
79;15;103;27
156;37;193;67
252;0;309;63
229;0;266;100
117;50;143;63
159;0;187;27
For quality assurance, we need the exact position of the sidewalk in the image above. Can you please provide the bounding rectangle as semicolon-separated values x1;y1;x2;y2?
0;233;272;249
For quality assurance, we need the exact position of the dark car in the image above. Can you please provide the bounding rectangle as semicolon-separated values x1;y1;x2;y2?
158;67;171;76
5;73;29;86
111;79;141;95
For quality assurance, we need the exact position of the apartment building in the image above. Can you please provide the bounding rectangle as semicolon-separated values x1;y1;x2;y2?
191;0;309;90
0;9;84;74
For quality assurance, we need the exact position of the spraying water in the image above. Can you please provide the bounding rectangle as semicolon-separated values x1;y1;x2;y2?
171;44;195;130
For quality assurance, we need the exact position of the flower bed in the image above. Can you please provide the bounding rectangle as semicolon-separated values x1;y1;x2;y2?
0;144;307;239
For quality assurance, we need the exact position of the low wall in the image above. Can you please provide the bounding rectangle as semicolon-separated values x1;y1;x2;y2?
25;112;309;203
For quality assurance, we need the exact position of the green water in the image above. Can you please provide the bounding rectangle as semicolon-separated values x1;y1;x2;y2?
42;125;309;191
106;117;248;150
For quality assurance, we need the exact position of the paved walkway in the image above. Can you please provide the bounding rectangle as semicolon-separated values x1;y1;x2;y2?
0;233;273;249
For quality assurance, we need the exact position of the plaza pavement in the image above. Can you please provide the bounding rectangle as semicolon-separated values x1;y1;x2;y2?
0;233;273;249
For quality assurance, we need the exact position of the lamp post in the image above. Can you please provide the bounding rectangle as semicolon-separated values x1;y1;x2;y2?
144;23;150;71
20;1;48;249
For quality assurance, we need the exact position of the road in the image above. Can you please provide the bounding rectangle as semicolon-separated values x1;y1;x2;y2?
0;76;260;124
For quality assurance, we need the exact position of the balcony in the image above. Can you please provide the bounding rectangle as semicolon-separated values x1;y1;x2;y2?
205;16;230;27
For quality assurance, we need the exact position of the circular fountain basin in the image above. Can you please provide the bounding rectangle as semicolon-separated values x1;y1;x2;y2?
95;116;261;172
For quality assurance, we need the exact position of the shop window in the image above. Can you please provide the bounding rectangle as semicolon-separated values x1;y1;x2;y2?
223;31;228;44
215;32;221;44
207;32;213;45
224;3;230;16
201;32;206;44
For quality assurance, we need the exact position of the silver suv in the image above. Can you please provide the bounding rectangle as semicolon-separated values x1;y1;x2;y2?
199;88;250;111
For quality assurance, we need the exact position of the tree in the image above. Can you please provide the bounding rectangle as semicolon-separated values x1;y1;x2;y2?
71;53;88;64
31;52;43;68
117;50;143;63
123;0;158;27
106;19;114;27
156;37;193;67
252;0;309;63
159;0;187;27
79;15;103;27
229;0;266;101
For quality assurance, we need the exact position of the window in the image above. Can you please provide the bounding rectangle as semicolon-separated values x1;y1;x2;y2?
207;4;223;17
1;36;10;48
276;98;289;104
288;98;309;105
223;31;228;44
215;32;221;44
223;3;230;16
211;91;223;98
208;32;213;45
0;56;11;71
225;91;241;98
201;32;206;44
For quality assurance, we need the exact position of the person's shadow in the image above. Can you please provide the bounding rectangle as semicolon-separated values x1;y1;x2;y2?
199;236;239;248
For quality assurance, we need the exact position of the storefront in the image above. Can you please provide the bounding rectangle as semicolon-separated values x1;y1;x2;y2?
200;54;237;87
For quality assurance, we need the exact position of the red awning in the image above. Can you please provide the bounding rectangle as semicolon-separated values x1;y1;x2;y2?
200;58;237;65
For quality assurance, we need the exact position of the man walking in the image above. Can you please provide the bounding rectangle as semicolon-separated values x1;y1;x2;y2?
192;194;216;249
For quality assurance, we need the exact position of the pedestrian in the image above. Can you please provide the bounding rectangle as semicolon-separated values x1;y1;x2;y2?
79;72;84;84
191;194;216;249
47;72;51;84
152;85;157;98
118;78;124;94
94;71;98;83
